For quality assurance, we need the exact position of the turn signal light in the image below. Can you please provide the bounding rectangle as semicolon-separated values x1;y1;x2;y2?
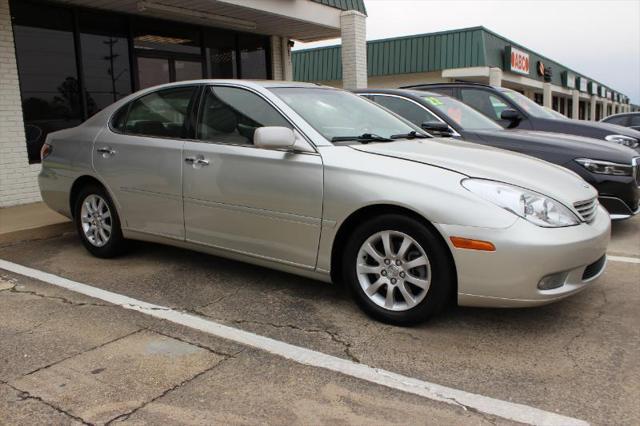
450;237;496;252
40;143;53;161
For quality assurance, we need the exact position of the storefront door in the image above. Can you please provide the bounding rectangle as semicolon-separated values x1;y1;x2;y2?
136;53;203;89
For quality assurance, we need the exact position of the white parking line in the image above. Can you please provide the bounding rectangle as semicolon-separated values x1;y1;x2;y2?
607;255;640;264
0;258;587;426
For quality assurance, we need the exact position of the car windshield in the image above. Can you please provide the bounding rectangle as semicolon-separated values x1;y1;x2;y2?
420;94;503;131
270;87;420;142
500;89;558;119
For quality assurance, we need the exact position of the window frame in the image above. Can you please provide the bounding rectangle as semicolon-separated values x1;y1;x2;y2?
107;84;200;140
192;84;317;153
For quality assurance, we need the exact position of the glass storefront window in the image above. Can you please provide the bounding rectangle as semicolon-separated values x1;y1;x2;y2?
137;57;171;89
238;34;269;79
10;1;272;162
206;31;237;78
79;11;132;116
175;60;203;81
11;1;81;164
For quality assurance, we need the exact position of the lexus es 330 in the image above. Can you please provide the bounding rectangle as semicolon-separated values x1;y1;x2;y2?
38;81;610;324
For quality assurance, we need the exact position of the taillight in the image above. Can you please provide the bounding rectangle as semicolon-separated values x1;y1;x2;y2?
40;143;52;161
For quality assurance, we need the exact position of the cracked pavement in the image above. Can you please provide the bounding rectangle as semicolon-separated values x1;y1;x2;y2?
0;215;638;425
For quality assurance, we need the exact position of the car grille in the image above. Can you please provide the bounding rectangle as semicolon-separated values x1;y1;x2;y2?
574;198;598;223
582;255;606;281
633;157;640;187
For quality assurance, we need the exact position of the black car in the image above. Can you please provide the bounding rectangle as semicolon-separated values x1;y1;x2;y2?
401;82;640;153
354;88;640;220
601;112;640;131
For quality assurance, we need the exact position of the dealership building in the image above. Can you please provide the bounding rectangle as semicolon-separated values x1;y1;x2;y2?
0;0;368;207
293;26;636;119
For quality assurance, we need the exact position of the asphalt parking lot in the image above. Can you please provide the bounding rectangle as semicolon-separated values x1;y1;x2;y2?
0;216;638;425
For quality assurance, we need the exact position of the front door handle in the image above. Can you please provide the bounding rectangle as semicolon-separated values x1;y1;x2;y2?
97;147;116;157
185;156;210;167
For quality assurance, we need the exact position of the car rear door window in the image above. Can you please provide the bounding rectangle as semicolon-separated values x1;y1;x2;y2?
460;89;506;120
197;86;291;145
371;95;438;126
125;86;196;138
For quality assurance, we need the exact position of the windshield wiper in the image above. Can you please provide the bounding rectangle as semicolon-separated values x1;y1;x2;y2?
389;130;429;140
331;133;393;143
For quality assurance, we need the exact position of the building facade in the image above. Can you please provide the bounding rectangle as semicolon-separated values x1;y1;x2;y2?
293;26;634;120
0;0;367;207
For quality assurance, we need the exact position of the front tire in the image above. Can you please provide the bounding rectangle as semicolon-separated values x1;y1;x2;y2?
342;214;454;325
74;184;126;258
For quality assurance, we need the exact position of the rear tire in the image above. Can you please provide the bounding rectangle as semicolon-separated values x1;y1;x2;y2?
74;184;126;258
342;214;454;325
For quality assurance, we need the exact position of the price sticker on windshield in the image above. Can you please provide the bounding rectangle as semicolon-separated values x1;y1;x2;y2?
425;97;444;106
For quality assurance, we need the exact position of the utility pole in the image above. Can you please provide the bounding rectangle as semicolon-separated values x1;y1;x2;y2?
103;38;127;103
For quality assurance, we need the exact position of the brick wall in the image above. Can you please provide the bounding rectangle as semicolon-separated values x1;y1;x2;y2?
340;10;367;89
0;0;41;207
270;35;283;80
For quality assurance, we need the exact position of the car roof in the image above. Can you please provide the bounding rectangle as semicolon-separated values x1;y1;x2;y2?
603;112;640;119
400;82;498;90
131;79;326;92
352;88;443;100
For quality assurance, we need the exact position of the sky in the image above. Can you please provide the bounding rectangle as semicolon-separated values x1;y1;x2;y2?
294;0;640;104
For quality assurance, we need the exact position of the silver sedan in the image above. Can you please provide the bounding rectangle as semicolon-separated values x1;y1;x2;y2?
38;80;610;324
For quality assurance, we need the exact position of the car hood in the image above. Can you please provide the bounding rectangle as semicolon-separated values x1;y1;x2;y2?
476;130;638;163
351;139;597;204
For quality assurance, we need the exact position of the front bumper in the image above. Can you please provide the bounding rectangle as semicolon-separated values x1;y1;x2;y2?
599;195;640;220
436;205;611;307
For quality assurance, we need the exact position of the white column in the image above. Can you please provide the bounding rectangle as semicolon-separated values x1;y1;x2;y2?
0;0;42;207
543;82;552;108
270;36;283;80
589;96;597;121
600;99;607;119
571;90;579;119
488;67;502;87
281;38;293;81
340;10;367;89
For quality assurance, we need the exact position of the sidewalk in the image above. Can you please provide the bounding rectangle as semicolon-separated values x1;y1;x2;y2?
0;202;72;245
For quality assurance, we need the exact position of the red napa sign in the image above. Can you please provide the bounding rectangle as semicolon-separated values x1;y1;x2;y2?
506;46;530;75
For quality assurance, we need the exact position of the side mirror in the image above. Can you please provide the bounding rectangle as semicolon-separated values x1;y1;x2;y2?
500;109;522;128
254;126;296;150
421;121;453;136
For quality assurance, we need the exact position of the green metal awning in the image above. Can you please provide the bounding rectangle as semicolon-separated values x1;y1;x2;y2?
310;0;367;15
292;26;625;99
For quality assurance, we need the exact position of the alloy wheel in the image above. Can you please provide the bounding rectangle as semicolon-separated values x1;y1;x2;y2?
80;194;112;247
356;230;431;311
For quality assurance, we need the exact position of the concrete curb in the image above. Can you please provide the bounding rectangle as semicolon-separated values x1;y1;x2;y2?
0;221;74;246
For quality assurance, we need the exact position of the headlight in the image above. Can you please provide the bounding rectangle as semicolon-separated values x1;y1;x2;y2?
575;158;633;176
461;179;580;227
605;134;639;149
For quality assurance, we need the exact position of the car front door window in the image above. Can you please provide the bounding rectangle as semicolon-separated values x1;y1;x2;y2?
460;89;503;120
198;86;291;145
